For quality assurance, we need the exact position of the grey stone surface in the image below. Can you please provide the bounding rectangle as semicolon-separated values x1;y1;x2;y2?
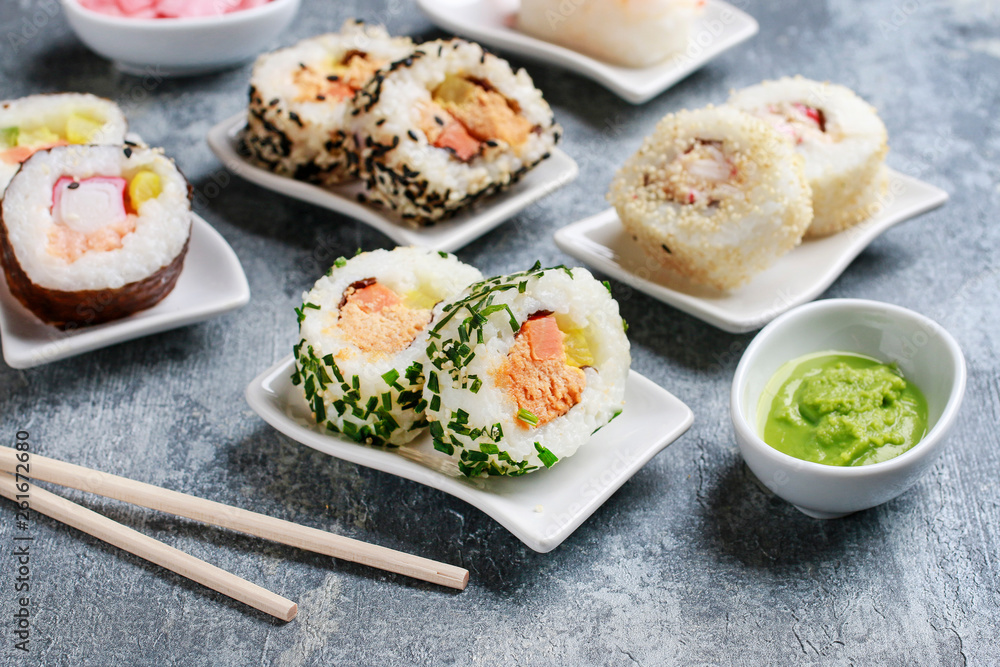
1;0;998;664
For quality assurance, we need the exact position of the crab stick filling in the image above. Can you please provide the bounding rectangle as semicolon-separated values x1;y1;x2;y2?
754;102;830;145
418;74;534;162
660;139;739;206
0;113;106;166
336;279;434;356
496;313;589;429
46;170;161;263
293;51;385;104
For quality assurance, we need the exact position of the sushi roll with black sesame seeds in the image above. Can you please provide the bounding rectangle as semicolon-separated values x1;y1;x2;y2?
0;93;128;195
728;76;889;237
245;21;414;186
607;106;813;291
423;264;630;477
347;39;561;225
293;247;483;446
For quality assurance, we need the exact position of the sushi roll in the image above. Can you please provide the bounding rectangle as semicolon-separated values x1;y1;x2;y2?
348;39;561;225
423;264;630;476
728;76;889;237
518;0;705;68
245;21;414;186
607;106;813;291
0;144;192;328
293;248;483;446
0;93;127;195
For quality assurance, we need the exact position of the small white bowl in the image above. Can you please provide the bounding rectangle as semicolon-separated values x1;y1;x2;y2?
731;298;966;519
61;0;300;76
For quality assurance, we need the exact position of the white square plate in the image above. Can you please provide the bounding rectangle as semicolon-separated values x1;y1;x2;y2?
416;0;759;104
246;355;694;553
553;168;948;333
206;113;578;253
0;214;250;369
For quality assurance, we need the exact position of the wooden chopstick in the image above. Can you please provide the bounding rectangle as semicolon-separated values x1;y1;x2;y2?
0;471;297;622
0;447;469;591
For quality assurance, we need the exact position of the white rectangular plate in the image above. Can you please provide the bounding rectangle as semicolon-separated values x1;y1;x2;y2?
246;355;694;553
0;214;250;369
553;168;948;333
417;0;759;104
206;113;578;253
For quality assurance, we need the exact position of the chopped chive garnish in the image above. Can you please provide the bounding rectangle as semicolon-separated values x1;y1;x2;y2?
381;369;399;385
534;442;558;468
516;409;539;426
333;256;347;268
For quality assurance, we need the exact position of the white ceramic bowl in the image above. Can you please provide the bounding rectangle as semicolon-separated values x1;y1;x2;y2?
731;298;966;519
61;0;300;76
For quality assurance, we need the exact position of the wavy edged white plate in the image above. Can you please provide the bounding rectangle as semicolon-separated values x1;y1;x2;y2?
206;113;578;253
554;168;948;333
416;0;759;104
0;214;250;369
246;355;694;553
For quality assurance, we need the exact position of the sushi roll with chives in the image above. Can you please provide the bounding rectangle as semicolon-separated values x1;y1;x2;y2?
0;145;192;328
245;20;414;186
728;76;889;237
423;264;630;476
348;39;561;225
607;106;813;291
293;248;483;446
518;0;705;68
0;93;128;195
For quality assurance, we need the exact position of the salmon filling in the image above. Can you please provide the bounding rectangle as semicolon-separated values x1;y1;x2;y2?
659;139;739;206
337;279;433;356
418;75;534;162
757;102;830;144
292;51;384;103
496;313;587;429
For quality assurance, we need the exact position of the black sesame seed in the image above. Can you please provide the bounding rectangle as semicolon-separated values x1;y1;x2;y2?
67;181;80;189
123;147;132;158
434;116;444;126
407;129;418;141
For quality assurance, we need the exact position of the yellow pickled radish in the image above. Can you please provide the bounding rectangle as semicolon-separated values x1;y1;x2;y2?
434;75;477;107
403;289;438;310
16;125;59;147
65;113;104;144
128;170;162;209
562;328;594;368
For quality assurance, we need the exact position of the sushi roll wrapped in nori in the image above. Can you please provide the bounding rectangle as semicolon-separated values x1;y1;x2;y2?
0;144;192;328
293;247;483;446
348;39;561;225
423;264;630;476
607;106;813;291
728;76;889;237
0;93;128;195
245;21;414;186
518;0;705;68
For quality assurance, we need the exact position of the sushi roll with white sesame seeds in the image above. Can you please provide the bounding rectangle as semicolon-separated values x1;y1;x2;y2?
423;264;630;477
245;21;414;186
347;39;561;226
728;76;889;237
0;144;192;328
0;93;128;195
293;247;483;447
607;106;813;291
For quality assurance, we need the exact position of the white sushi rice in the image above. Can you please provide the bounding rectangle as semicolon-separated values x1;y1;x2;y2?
607;105;813;291
246;20;413;185
348;39;561;225
518;0;704;68
0;93;127;194
728;76;889;237
294;247;483;446
2;145;191;292
423;265;630;476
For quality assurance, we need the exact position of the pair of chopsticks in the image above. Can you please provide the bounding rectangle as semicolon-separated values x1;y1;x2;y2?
0;447;468;621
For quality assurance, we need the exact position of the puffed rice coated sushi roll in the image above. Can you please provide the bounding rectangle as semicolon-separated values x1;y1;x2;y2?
246;21;414;185
293;247;483;447
423;264;630;476
607;105;813;291
347;39;561;225
728;76;889;237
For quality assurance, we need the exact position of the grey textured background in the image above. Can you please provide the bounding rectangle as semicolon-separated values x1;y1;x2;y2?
1;0;998;665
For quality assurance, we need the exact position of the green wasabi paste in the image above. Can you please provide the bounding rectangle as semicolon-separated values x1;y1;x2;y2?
760;351;929;466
